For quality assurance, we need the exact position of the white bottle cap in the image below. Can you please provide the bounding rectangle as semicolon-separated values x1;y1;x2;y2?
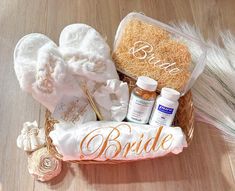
161;87;180;101
136;76;158;92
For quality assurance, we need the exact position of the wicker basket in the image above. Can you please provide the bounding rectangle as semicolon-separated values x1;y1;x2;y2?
45;74;194;164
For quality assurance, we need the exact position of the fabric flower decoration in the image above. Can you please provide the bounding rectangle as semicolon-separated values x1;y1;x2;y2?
28;147;62;182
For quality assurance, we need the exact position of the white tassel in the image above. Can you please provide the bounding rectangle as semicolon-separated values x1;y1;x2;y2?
172;23;235;138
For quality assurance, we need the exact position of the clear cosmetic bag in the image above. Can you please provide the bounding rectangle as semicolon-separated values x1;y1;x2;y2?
112;12;207;95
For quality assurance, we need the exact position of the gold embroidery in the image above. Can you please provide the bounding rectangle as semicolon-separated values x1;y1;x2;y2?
151;126;163;151
61;99;87;123
161;134;173;150
80;124;174;160
123;142;136;158
143;138;155;153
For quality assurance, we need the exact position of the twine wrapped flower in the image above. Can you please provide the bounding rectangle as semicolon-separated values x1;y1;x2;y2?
17;121;45;152
28;147;62;182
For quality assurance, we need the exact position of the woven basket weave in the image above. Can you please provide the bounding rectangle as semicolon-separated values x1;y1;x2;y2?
45;74;194;164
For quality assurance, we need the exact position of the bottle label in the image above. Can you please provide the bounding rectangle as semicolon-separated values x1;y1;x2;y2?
150;104;175;126
158;105;174;114
127;93;154;124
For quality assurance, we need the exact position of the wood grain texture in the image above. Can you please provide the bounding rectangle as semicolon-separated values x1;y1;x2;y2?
0;0;235;190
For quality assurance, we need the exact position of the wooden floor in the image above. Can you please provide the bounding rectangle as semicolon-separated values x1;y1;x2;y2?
0;0;235;190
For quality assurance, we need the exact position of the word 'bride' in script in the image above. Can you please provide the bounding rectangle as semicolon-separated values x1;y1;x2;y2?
129;41;181;75
80;124;173;160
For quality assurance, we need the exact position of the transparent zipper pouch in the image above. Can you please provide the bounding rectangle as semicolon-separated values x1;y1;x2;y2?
112;12;207;95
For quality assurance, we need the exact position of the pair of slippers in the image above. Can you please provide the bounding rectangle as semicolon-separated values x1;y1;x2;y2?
14;24;128;123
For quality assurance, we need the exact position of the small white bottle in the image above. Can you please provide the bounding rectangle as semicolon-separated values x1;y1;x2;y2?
149;87;180;127
127;76;158;124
